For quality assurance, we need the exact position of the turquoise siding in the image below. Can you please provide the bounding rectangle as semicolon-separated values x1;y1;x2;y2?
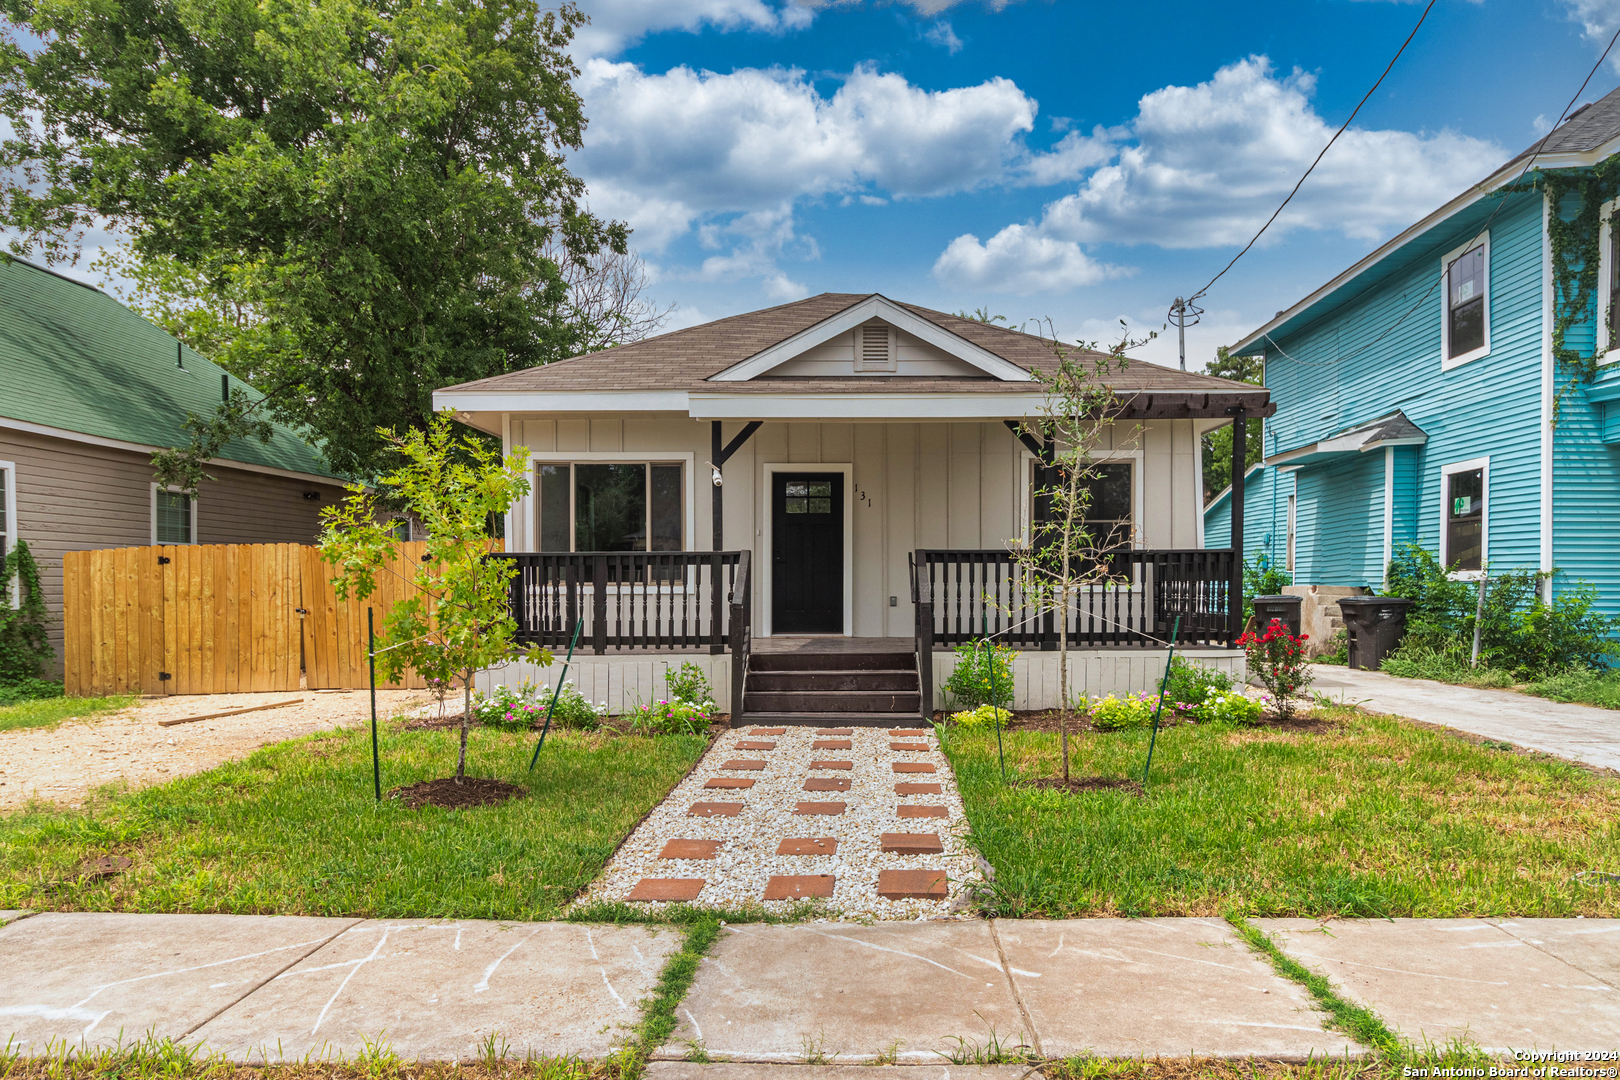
1263;193;1552;590
1203;464;1289;564
1294;451;1386;588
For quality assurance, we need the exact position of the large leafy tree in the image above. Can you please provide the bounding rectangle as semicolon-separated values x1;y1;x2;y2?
1200;346;1264;503
0;0;626;477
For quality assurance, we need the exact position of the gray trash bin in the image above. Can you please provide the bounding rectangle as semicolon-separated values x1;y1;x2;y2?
1337;596;1415;671
1251;595;1302;639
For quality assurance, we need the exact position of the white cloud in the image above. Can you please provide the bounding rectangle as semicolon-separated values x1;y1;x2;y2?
1563;0;1620;71
924;21;963;54
934;55;1503;295
573;60;1049;287
933;224;1123;293
570;0;811;59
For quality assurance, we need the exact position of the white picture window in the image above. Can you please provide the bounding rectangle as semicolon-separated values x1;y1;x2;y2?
151;484;197;545
1598;198;1620;363
1439;457;1489;578
536;462;685;553
1441;234;1490;368
1023;455;1141;548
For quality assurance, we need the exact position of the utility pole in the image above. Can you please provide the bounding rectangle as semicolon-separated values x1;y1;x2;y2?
1167;296;1202;371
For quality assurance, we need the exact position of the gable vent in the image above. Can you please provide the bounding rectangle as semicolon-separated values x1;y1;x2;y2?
859;321;896;371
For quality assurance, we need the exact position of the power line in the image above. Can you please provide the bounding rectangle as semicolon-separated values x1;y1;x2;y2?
1264;20;1620;372
1181;0;1437;311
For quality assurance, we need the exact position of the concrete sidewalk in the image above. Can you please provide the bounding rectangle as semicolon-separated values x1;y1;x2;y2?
4;911;1618;1061
1309;665;1620;772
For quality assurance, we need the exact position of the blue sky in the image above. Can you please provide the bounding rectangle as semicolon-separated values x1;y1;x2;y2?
563;0;1620;369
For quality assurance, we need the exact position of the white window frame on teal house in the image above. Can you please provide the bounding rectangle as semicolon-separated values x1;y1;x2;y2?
1439;456;1489;580
150;483;198;546
1;459;16;607
1596;197;1620;364
1441;233;1491;370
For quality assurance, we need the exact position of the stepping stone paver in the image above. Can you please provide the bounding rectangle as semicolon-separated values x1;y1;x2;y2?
877;869;947;899
889;742;929;751
898;805;947;818
762;875;835;900
735;740;777;750
794;801;846;815
776;838;838;856
627;878;706;902
803;777;851;791
750;727;786;735
893;762;936;773
1257;917;1620;1053
812;739;852;749
996;918;1355;1059
668;922;1027;1061
880;832;943;854
659;839;722;860
817;728;853;734
688;802;743;817
810;759;853;769
895;782;941;794
720;759;767;770
704;777;755;789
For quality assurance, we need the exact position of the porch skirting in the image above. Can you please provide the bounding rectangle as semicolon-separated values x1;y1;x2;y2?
477;647;1245;715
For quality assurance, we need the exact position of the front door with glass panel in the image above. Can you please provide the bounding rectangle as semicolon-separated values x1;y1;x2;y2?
771;473;843;634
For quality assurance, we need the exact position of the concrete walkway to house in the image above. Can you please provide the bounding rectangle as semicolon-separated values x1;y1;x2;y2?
4;910;1619;1062
1309;664;1620;773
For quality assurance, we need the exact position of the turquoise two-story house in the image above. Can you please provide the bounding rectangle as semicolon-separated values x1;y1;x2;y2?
1209;89;1620;629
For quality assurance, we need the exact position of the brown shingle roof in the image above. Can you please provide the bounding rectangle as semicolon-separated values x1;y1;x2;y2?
439;293;1267;399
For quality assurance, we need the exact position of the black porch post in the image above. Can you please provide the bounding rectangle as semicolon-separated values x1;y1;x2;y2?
1229;406;1247;644
712;421;724;550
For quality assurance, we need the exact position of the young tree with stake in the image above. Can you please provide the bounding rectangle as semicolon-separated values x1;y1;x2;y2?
319;412;551;784
1009;326;1147;784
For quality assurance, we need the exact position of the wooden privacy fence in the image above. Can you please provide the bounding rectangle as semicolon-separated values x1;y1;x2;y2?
64;541;453;696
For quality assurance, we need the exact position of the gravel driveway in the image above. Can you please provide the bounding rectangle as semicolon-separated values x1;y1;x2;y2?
0;689;429;812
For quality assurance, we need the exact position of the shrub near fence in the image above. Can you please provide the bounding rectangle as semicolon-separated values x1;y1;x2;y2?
63;541;471;696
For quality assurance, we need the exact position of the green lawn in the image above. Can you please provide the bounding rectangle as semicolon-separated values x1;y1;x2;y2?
944;705;1620;919
0;693;135;733
0;722;706;919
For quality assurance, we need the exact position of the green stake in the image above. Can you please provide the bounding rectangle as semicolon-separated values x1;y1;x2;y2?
1142;615;1181;786
368;606;380;801
983;612;1006;783
530;617;585;771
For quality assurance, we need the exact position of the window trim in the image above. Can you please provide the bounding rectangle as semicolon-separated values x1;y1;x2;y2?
1440;233;1491;370
1597;197;1620;364
1439;456;1489;580
527;452;697;553
150;483;198;546
0;460;16;608
1017;448;1144;548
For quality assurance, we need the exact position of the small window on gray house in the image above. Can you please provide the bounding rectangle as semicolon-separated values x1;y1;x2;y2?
156;490;192;544
0;466;8;558
1447;245;1485;359
1445;468;1483;572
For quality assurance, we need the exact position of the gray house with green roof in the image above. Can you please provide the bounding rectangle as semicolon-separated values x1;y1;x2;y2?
0;257;350;673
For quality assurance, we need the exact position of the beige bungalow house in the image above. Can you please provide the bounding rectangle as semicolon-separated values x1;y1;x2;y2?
434;293;1273;724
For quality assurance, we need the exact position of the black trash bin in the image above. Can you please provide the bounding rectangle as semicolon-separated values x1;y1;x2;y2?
1251;595;1303;639
1337;596;1415;671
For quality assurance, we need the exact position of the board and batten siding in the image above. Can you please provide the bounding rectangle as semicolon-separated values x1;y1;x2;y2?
0;426;348;674
506;416;1201;639
1264;193;1548;589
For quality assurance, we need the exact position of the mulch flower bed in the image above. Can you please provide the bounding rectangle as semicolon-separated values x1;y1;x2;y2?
388;777;525;809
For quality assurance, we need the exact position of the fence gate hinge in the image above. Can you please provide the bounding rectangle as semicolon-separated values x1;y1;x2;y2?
157;556;171;564
158;672;171;681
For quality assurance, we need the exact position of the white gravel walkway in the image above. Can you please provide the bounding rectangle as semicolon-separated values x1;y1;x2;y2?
573;724;985;919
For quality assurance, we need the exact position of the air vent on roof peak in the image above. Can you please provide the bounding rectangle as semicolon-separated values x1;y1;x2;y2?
859;321;896;372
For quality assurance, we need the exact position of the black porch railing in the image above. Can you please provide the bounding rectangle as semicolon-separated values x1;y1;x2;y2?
492;551;749;656
909;547;1236;707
